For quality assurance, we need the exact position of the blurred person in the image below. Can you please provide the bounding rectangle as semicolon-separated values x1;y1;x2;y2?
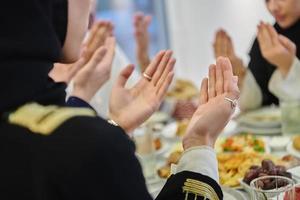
87;0;140;117
51;0;140;117
134;12;152;72
0;1;241;200
213;0;300;111
134;12;198;120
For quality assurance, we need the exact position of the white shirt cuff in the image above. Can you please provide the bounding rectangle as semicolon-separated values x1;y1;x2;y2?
175;146;219;183
269;57;300;101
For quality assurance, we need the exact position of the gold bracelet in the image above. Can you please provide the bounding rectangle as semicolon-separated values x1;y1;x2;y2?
107;119;119;127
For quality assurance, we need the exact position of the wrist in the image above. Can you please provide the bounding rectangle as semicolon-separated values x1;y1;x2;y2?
71;88;93;103
278;56;295;78
108;113;133;134
182;134;215;150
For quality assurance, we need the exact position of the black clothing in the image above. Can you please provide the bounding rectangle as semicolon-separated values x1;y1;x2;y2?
0;104;223;200
248;19;300;106
0;1;68;113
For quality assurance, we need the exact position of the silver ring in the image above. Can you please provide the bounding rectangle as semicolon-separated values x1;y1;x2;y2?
224;97;237;109
143;72;152;81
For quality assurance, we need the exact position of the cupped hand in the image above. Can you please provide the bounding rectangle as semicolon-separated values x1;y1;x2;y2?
133;12;152;72
83;20;114;61
71;37;116;102
183;57;240;150
213;29;246;85
109;50;175;134
49;20;115;84
257;22;296;77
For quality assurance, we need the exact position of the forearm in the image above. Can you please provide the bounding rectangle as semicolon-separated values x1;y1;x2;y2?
269;57;300;101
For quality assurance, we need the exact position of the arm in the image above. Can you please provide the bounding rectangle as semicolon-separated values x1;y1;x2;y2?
133;12;151;72
157;57;239;200
62;0;91;62
269;57;300;101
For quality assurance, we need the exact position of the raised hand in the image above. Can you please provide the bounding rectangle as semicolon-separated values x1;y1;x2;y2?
213;29;246;86
183;57;240;150
213;29;236;60
49;20;115;84
109;50;175;134
257;22;296;77
83;20;114;61
49;58;87;84
133;12;152;72
71;37;116;102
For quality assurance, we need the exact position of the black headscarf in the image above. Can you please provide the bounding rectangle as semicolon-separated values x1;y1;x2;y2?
0;0;68;113
248;19;300;106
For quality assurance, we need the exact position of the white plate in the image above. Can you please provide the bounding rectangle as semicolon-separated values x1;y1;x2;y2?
288;166;300;180
222;187;246;200
147;112;170;123
239;125;281;135
161;122;178;139
237;107;281;128
155;142;171;156
287;141;300;159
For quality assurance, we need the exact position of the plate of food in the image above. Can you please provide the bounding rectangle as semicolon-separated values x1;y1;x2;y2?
215;134;269;154
286;136;300;159
161;120;189;140
240;159;295;197
237;107;281;129
166;79;199;100
158;149;277;188
238;125;282;136
153;137;170;156
218;152;294;188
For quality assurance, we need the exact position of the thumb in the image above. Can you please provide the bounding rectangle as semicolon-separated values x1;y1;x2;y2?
278;34;296;54
116;64;135;87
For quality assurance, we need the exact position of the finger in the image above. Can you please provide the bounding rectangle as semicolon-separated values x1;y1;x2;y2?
134;12;144;29
83;21;105;48
199;78;209;105
219;30;227;56
216;57;224;95
85;46;107;70
144;15;152;26
107;21;115;36
266;23;279;45
82;21;100;47
156;58;176;91
116;64;135;87
68;57;87;80
157;72;175;100
143;50;166;79
152;50;173;86
208;64;216;99
88;23;109;52
226;34;234;56
103;37;116;62
221;57;234;93
278;34;296;53
215;30;222;57
259;22;272;48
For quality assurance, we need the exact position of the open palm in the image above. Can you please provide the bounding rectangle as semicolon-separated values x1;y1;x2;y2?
109;50;175;134
183;57;240;149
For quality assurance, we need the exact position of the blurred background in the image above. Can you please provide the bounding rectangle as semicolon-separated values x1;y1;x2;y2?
96;0;274;85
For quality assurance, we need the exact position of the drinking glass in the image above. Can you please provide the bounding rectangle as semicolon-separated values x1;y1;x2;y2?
250;176;295;200
281;101;300;136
